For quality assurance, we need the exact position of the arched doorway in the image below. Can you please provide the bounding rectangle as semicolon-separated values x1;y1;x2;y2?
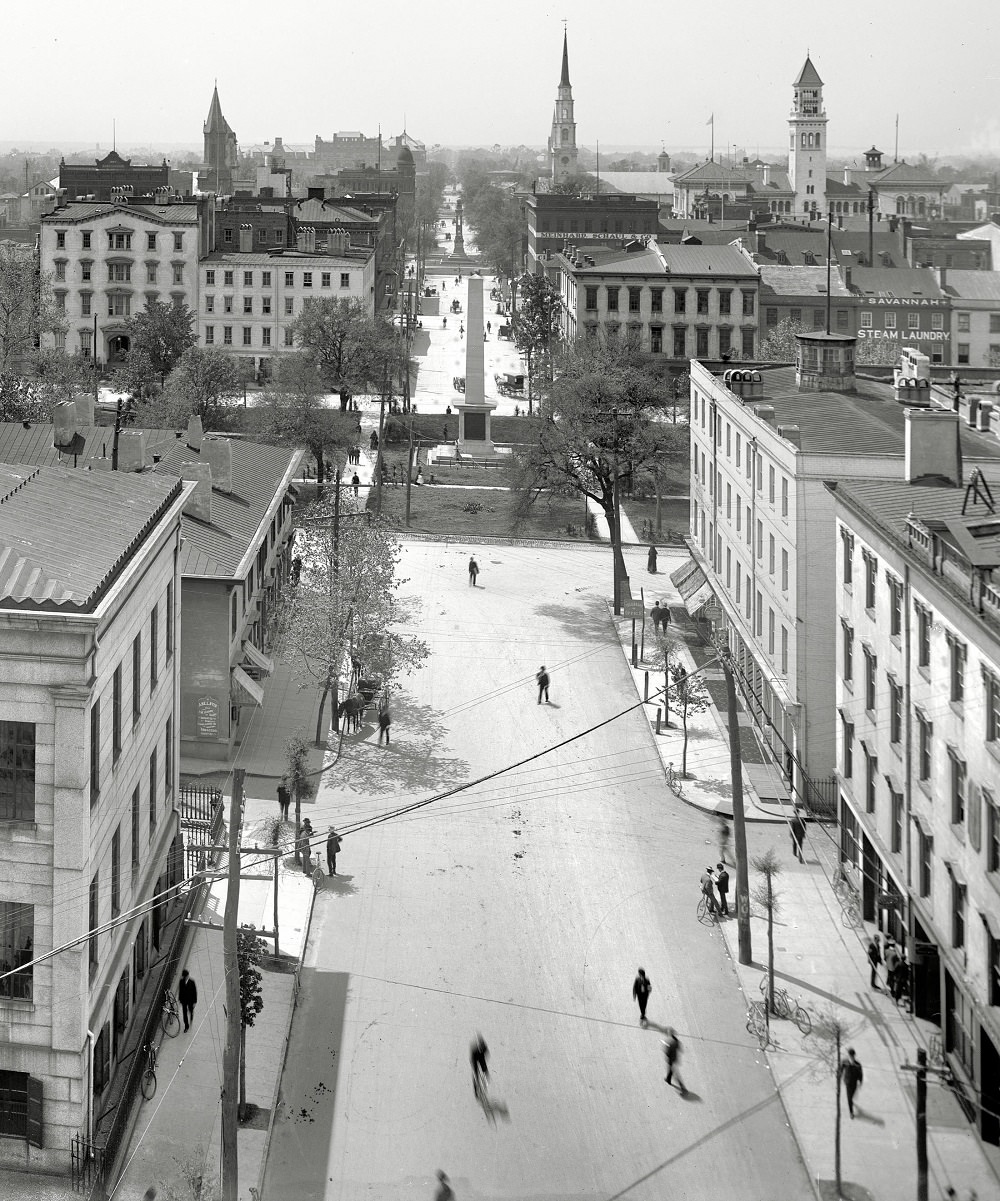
108;334;130;365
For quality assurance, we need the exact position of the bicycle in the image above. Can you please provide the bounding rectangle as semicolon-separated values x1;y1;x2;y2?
696;893;718;923
161;989;180;1037
667;762;686;799
758;977;812;1034
140;1042;158;1100
746;999;771;1049
840;886;863;929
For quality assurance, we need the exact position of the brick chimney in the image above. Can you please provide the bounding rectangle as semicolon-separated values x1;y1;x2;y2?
186;413;204;451
177;461;214;523
117;429;148;472
52;399;78;448
202;435;233;494
239;224;253;252
905;409;962;486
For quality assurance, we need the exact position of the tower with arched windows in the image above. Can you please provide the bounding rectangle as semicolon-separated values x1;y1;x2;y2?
548;30;578;186
788;56;827;219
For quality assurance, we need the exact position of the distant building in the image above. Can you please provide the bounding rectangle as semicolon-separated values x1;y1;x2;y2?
59;151;171;203
757;263;854;341
0;458;188;1172
942;269;1000;367
547;30;578;186
788;56;828;218
522;191;660;275
202;85;238;194
848;266;950;364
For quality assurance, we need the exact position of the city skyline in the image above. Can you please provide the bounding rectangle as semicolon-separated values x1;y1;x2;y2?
5;0;999;160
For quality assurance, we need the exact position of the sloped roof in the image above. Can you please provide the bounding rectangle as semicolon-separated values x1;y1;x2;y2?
205;86;233;135
659;244;758;277
41;201;199;225
560;29;571;87
597;173;674;197
825;177;865;197
870;161;944;188
758;264;851;299
560;245;665;275
793;56;823;87
0;424;301;580
940;270;1000;301
292;198;374;224
848;266;944;299
0;462;182;612
674;161;759;186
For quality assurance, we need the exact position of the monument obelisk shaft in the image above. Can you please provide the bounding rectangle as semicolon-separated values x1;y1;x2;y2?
465;276;485;404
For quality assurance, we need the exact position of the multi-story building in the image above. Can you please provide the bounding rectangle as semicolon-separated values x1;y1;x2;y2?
684;338;1000;808
556;241;760;360
945;270;1000;368
758;263;855;342
522;191;660;276
830;451;1000;1149
849;266;951;365
0;460;188;1171
39;199;212;366
0;408;303;762
197;231;375;379
59;151;171;203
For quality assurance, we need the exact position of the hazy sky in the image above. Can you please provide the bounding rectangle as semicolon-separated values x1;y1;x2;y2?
6;0;998;159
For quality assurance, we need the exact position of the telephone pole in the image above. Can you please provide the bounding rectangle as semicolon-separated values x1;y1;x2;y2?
720;652;752;964
221;768;244;1201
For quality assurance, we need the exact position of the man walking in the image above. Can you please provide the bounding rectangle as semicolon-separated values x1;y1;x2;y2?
468;557;479;587
663;1028;686;1095
632;968;652;1025
790;805;807;862
867;936;882;990
378;699;392;745
277;776;290;822
327;827;342;877
536;666;550;705
839;1047;864;1117
352;472;360;498
715;863;730;916
178;968;198;1032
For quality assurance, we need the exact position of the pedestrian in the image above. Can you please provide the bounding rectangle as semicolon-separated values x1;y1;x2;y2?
700;866;718;915
536;665;550;705
790;805;806;862
291;556;303;587
468;557;479;587
434;1170;454;1201
839;1047;864;1117
277;776;290;822
647;544;658;574
715;862;730;916
326;827;342;877
650;601;662;632
885;938;901;1000
892;945;909;1004
660;602;671;629
443;315;447;329
178;968;197;1032
483;331;487;341
487;320;492;334
867;936;882;990
662;1028;686;1094
378;698;392;745
299;818;314;874
632;967;652;1025
370;430;379;452
352;472;360;497
717;815;731;863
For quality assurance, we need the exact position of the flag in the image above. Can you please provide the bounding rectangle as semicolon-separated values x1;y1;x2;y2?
706;114;714;126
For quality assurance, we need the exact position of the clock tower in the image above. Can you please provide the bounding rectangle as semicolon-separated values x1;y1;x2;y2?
788;55;828;219
548;30;578;186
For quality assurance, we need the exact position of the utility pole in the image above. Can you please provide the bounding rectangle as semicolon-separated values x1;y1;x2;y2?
720;652;752;964
901;1046;950;1201
825;208;833;335
612;408;623;615
867;187;875;268
221;768;244;1201
405;412;414;528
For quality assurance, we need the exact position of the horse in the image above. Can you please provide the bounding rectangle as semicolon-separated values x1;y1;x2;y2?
337;695;366;733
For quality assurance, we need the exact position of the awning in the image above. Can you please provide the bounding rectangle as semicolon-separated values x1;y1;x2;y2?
243;640;274;676
981;908;1000;940
232;665;264;707
669;559;713;617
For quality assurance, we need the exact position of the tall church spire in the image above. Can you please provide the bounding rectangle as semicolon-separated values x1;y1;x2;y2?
548;29;578;186
202;84;238;193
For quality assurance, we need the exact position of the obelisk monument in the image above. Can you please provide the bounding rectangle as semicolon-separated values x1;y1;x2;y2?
456;274;496;452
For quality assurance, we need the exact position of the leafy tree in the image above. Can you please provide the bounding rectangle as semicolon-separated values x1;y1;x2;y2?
514;274;562;415
855;336;901;367
110;347;158;409
236;925;266;1121
758;316;804;362
124;298;196;379
251;353;356;489
750;848;782;1014
161;346;246;429
0;243;63;374
292;298;394;398
509;335;686;607
274;501;428;746
672;663;711;777
284;733;315;864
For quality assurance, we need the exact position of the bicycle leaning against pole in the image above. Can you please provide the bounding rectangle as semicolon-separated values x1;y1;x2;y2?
140;1042;158;1100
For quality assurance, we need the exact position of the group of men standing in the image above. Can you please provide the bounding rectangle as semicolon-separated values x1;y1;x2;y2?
699;863;730;916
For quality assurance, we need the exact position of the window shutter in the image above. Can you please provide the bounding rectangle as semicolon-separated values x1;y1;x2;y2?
26;1077;42;1148
970;784;983;852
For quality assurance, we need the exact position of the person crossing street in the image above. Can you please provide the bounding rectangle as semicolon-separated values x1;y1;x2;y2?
536;666;550;704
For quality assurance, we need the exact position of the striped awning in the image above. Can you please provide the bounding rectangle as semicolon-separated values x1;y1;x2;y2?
669;559;713;616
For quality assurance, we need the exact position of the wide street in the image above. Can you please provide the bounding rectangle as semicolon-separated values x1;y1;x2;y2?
262;539;812;1201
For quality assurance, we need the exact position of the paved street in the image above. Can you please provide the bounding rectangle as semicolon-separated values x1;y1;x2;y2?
262;540;811;1201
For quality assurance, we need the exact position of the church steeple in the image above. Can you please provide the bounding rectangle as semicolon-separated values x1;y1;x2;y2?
548;29;578;186
202;84;238;194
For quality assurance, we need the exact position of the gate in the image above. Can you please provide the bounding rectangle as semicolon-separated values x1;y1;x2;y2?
179;782;224;879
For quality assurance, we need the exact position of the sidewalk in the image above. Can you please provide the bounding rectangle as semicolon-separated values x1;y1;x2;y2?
613;540;1000;1201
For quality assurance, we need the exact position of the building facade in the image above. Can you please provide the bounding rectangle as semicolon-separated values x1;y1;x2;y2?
39;200;211;365
59;152;171;204
849;267;951;365
831;461;1000;1149
0;462;187;1171
945;270;1000;368
522;191;660;276
788;56;828;218
547;31;578;186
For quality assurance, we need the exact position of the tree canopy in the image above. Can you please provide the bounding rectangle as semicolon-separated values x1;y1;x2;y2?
292;298;397;398
124;298;196;378
514;274;562;413
155;346;248;429
0;243;63;375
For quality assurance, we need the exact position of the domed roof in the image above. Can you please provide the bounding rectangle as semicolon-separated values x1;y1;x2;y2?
396;144;415;167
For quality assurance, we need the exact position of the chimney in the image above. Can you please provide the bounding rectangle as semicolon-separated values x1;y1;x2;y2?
905;409;962;486
977;400;993;433
893;376;932;407
752;403;777;427
73;393;95;427
761;164;770;186
117;429;148;472
936;265;948;289
177;461;214;523
777;423;801;447
52;399;78;448
239;224;253;252
202;435;233;494
757;233;767;253
186;413;204;451
843;167;852;187
844;265;853;290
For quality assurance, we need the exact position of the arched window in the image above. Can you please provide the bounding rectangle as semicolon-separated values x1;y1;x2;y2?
896;196;906;214
561;128;568;145
917;197;926;216
801;133;807;148
815;132;821;148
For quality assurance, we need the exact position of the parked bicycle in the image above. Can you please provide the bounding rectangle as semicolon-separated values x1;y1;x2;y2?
746;999;771;1049
667;762;685;799
161;989;180;1037
140;1042;158;1100
696;893;718;924
832;864;863;928
758;976;812;1033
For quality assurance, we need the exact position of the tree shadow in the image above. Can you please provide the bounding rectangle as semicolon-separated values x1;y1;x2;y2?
326;695;468;797
534;599;616;645
315;873;359;898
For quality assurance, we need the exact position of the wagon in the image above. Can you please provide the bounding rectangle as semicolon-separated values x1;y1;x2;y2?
453;376;466;393
494;372;524;397
497;323;513;340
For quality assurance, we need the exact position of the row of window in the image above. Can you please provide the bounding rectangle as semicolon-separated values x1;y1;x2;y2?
204;268;351;289
205;325;287;348
765;307;851;331
582;323;755;358
860;310;946;331
693;397;792;518
582;285;755;317
54;262;186;285
956;313;1000;333
54;230;186;253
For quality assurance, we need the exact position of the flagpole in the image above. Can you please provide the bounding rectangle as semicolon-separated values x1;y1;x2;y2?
710;114;714;163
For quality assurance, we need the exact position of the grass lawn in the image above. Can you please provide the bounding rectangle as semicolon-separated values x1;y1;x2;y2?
371;483;598;540
621;495;690;543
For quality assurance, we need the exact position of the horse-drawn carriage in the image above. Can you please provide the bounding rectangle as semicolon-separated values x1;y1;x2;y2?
497;324;513;341
494;372;525;397
338;674;384;732
453;376;466;393
450;299;462;314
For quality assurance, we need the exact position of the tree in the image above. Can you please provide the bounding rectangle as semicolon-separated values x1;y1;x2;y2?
124;299;196;380
161;346;246;429
750;848;782;1015
758;316;805;362
292;298;395;399
673;664;711;777
807;1005;854;1198
285;733;315;865
236;925;265;1121
274;502;428;746
251;353;356;489
110;348;159;409
0;243;63;374
509;335;687;607
514;274;562;415
650;626;684;728
855;336;902;367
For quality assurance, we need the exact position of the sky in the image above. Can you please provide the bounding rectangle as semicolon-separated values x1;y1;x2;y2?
5;0;999;160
